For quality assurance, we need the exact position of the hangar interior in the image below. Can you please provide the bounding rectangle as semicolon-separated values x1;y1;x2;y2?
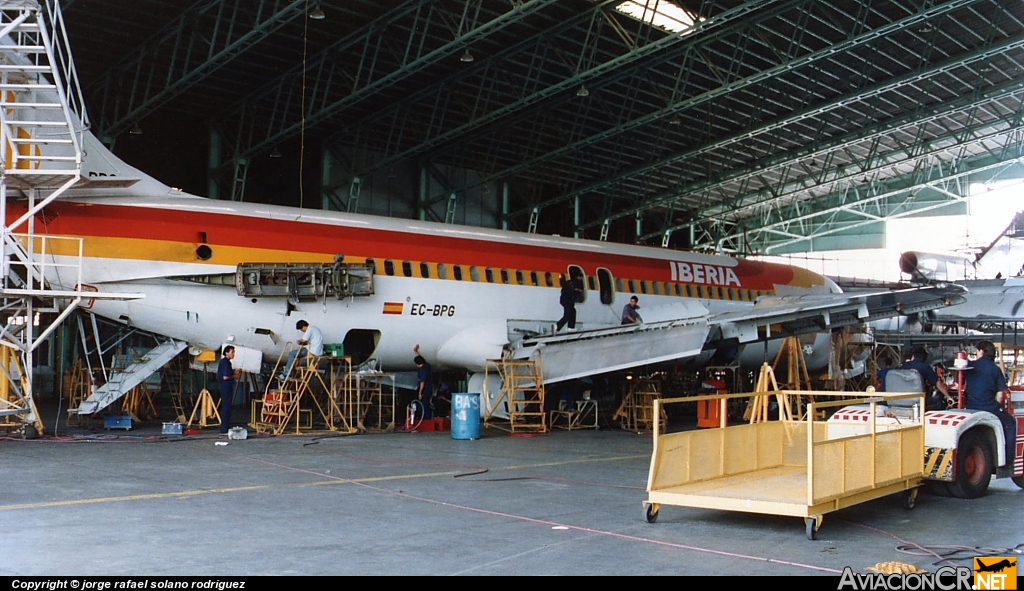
63;0;1024;253
0;0;1015;434
1;0;1024;575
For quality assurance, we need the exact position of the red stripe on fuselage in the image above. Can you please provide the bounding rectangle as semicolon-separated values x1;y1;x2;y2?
16;200;797;290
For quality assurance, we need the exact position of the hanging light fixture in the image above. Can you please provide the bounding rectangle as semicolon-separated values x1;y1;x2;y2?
460;49;474;63
309;2;325;20
129;123;143;136
269;147;282;158
576;85;589;97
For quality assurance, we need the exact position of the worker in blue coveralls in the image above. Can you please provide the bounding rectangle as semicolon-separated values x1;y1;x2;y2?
218;346;240;434
964;340;1016;466
414;344;433;420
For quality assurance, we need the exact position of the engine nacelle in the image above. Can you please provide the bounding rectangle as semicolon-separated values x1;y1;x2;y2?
899;251;975;283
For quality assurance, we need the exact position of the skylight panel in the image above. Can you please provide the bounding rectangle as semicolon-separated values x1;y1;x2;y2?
614;1;698;34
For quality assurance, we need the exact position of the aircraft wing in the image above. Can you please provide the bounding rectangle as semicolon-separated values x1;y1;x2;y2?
921;279;1024;323
512;284;965;385
707;283;967;345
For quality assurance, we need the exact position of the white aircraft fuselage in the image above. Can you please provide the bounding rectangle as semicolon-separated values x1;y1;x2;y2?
10;190;836;375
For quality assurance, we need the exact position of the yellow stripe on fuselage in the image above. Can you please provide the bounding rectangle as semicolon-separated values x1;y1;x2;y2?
44;235;342;266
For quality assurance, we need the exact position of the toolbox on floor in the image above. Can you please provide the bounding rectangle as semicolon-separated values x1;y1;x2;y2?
105;415;133;430
162;422;183;435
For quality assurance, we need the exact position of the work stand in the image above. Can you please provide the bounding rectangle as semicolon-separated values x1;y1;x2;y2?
483;356;548;434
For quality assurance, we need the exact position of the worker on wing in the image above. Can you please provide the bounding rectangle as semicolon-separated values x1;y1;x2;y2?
621;296;643;325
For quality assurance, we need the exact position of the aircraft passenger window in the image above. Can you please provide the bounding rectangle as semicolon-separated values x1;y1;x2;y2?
453;266;463;281
420;262;431;278
516;270;525;285
568;265;586;303
674;284;682;297
597;268;614;305
437;264;448;280
530;271;539;286
501;269;510;284
544;272;554;287
587;276;597;291
366;258;376;273
402;261;412;277
652;282;661;296
616;278;624;292
485;268;495;283
717;287;724;299
470;266;480;282
384;260;395;276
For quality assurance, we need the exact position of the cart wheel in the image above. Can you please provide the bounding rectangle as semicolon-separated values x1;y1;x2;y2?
805;517;819;540
644;503;659;524
1013;476;1024;490
902;488;919;510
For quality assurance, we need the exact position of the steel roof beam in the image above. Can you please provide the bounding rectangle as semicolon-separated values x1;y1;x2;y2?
633;80;1024;247
221;0;565;164
343;0;780;178
701;127;1024;253
635;76;1024;236
508;0;996;224
89;0;307;141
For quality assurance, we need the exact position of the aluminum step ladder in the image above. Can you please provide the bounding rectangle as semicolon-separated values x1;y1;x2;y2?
75;340;187;415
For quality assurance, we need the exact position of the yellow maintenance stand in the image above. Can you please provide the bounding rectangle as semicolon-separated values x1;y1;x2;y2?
0;347;43;436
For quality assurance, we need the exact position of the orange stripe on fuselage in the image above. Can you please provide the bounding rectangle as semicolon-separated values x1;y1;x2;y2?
13;200;811;291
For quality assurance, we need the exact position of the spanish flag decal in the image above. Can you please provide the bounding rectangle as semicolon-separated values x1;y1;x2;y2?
383;302;404;315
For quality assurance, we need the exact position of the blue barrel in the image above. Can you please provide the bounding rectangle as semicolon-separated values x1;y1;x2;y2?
451;392;481;440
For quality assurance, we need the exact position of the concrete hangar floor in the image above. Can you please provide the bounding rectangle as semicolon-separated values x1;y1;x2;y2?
2;407;1021;576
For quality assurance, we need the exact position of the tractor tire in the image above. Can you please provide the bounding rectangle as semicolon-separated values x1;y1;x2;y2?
947;430;993;499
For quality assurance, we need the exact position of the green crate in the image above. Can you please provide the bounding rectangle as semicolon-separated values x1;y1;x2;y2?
323;343;345;357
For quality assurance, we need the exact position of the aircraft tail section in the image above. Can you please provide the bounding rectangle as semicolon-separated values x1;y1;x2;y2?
901;211;1024;282
975;210;1024;279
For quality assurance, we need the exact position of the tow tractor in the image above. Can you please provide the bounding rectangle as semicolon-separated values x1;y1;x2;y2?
828;357;1024;498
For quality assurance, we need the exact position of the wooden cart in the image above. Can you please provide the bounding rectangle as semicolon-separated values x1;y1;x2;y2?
643;391;925;539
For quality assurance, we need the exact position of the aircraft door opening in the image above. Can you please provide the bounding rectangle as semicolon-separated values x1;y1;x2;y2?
342;329;381;367
568;265;586;303
597;268;614;305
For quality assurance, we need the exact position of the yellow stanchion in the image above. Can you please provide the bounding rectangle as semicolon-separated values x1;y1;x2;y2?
187;388;221;429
